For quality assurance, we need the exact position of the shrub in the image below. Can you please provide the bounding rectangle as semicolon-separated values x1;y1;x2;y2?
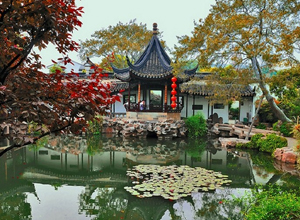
292;124;300;140
261;133;287;153
273;121;293;137
185;113;207;138
256;123;266;130
244;133;264;149
292;122;300;165
232;185;300;220
236;133;287;154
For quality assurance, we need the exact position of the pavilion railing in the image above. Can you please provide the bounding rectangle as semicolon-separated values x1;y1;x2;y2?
125;103;183;113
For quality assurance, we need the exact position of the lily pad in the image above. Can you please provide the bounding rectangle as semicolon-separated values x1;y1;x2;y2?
124;164;231;200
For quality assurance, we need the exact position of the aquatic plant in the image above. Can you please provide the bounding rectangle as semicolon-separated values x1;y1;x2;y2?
124;164;231;200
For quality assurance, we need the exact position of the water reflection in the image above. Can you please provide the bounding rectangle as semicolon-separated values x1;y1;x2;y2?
1;135;300;220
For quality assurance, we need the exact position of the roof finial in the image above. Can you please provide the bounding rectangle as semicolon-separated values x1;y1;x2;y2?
153;23;158;35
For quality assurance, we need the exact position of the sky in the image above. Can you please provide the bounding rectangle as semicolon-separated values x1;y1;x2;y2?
39;0;216;68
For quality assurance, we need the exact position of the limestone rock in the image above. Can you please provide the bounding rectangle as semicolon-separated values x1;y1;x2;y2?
274;147;298;164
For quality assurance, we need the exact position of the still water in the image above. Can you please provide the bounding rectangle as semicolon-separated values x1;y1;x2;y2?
1;134;300;220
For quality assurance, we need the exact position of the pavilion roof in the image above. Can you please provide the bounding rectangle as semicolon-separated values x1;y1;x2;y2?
112;23;197;82
180;81;256;96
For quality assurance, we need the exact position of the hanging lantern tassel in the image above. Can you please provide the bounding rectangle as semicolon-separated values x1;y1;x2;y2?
171;77;177;109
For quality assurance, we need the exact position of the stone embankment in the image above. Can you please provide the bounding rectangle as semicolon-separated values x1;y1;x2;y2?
102;117;187;140
217;127;299;164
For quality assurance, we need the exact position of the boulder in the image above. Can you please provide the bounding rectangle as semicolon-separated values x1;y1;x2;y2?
274;147;298;164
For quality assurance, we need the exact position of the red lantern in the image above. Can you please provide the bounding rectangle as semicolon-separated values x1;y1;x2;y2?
171;76;177;109
171;90;177;95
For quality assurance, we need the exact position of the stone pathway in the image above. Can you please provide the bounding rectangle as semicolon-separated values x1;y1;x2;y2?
286;137;298;149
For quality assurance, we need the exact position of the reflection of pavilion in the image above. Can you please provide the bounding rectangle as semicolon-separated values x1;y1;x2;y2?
0;137;257;188
1;136;285;220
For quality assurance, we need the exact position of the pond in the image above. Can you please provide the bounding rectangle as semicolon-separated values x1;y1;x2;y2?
1;134;300;220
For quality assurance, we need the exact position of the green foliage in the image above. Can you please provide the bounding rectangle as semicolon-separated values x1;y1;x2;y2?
256;123;267;130
185;113;207;138
258;101;277;124
273;121;293;137
28;136;49;151
269;67;300;120
79;19;167;70
86;115;103;135
173;0;299;122
236;133;287;154
27;121;38;134
240;133;264;149
232;185;300;220
229;107;239;119
261;134;287;153
49;64;64;74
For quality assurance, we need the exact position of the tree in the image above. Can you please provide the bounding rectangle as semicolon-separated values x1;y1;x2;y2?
0;1;121;155
269;67;300;120
174;0;300;122
0;0;83;84
79;20;166;70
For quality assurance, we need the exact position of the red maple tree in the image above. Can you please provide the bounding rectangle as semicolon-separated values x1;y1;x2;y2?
0;0;121;154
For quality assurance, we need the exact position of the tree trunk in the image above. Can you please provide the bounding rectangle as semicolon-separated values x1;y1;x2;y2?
251;57;292;123
265;93;292;122
245;95;264;140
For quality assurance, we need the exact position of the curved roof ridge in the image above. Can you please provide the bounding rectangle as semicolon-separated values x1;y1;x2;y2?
111;64;131;81
111;64;129;74
155;36;171;66
128;35;172;72
133;36;155;65
184;64;198;76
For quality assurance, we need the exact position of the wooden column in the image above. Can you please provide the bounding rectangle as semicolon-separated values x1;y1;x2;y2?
164;84;168;104
128;82;131;110
164;84;168;112
138;83;141;103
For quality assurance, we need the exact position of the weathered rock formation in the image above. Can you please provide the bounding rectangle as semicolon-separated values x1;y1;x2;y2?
102;117;187;140
273;147;298;164
218;137;250;148
210;123;279;139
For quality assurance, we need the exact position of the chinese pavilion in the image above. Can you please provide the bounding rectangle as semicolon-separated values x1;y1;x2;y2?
112;23;197;120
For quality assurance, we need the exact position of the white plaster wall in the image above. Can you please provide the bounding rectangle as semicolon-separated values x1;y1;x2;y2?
239;97;254;123
213;104;229;123
180;94;187;118
114;101;126;113
186;95;194;117
195;96;209;119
